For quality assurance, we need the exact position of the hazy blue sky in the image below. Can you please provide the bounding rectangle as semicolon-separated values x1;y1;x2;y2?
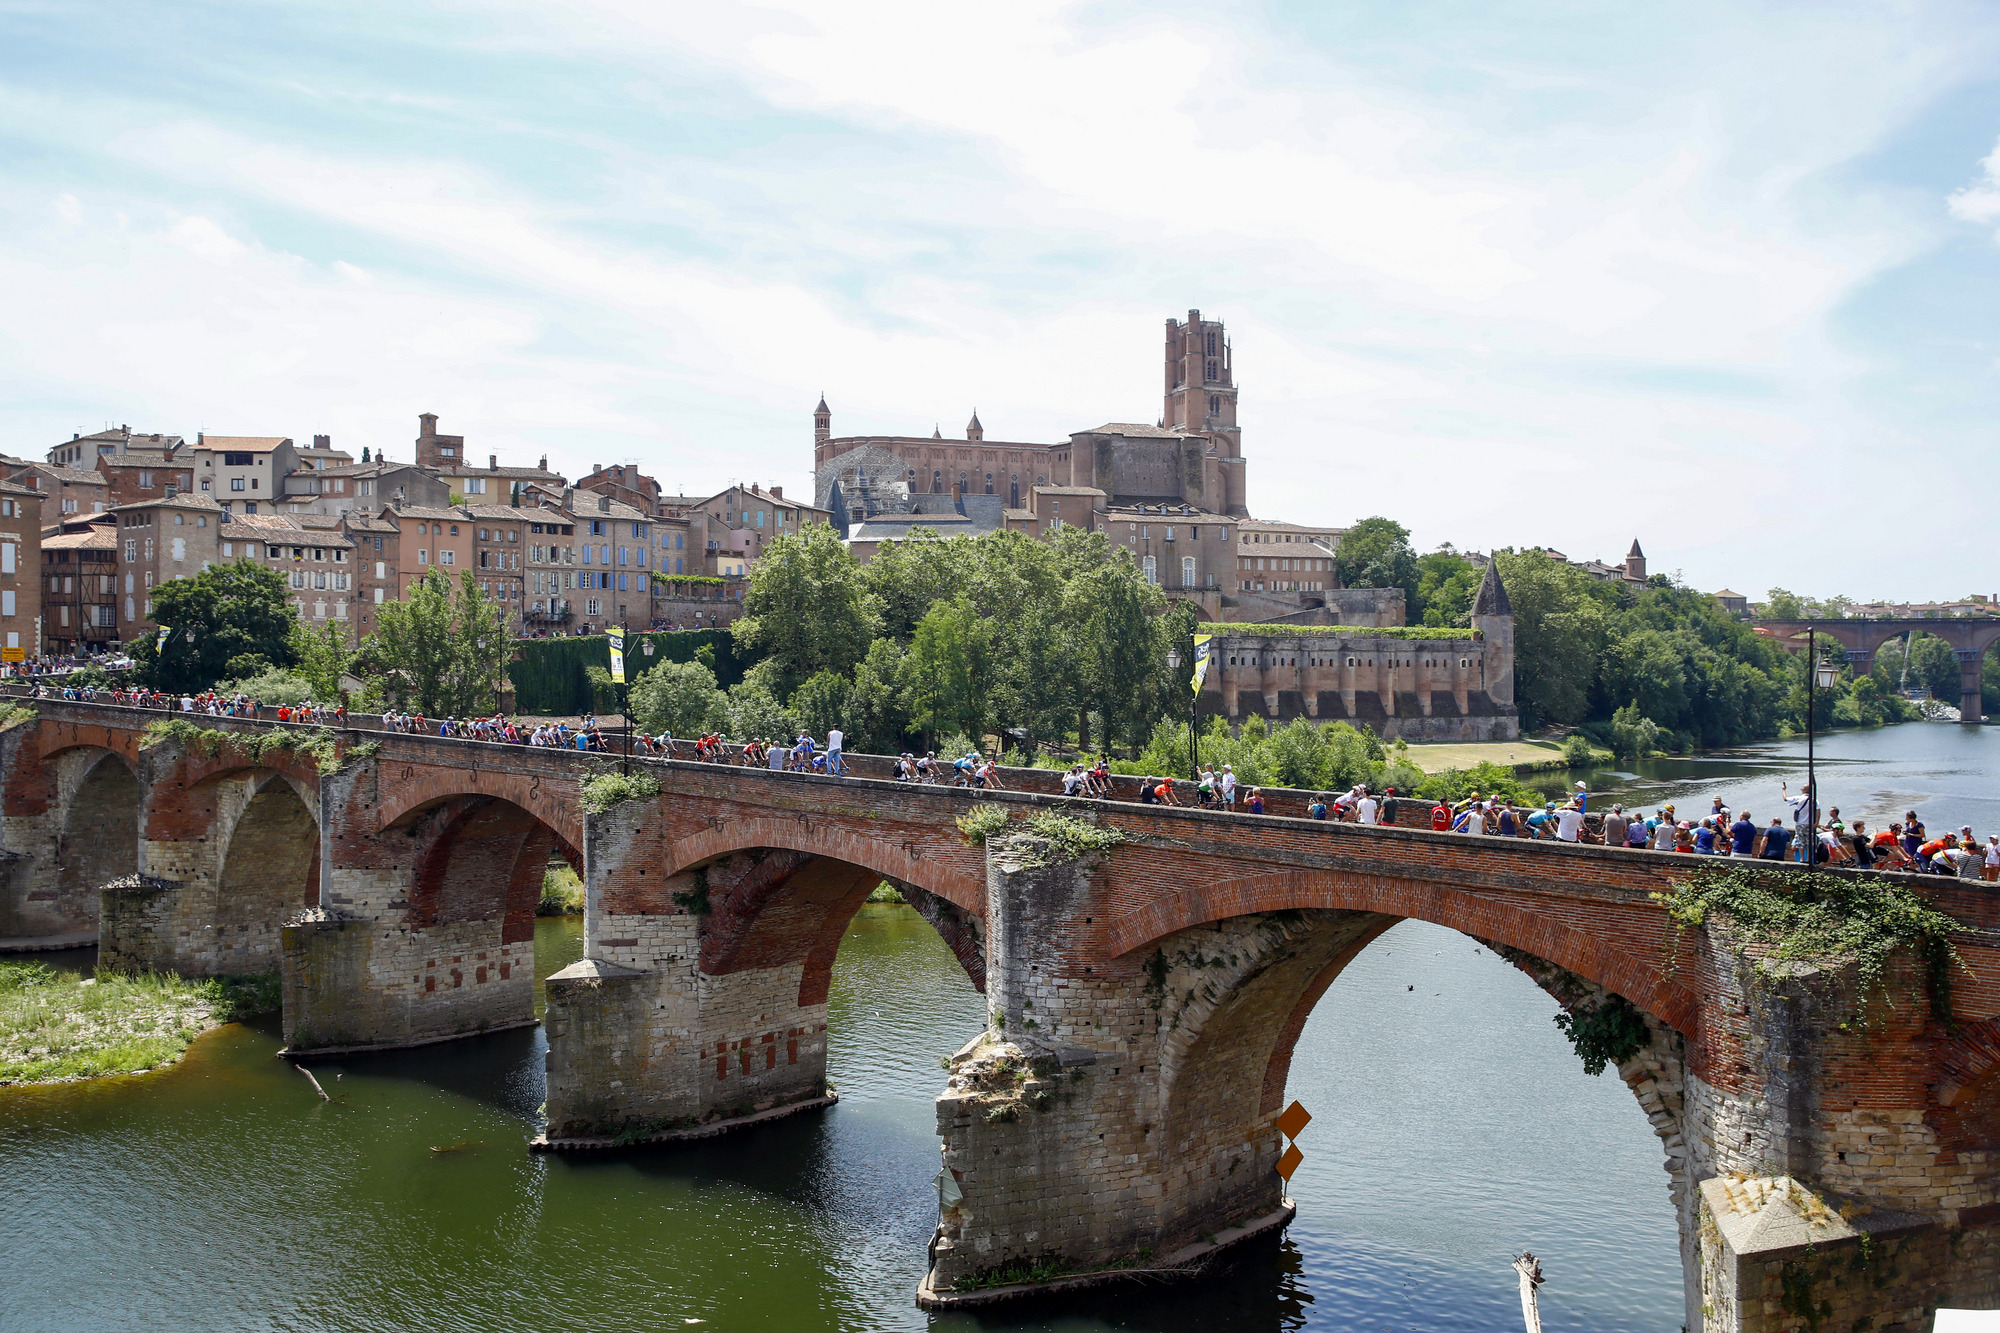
3;1;1998;598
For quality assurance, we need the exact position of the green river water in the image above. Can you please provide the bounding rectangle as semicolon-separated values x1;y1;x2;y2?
2;721;1993;1331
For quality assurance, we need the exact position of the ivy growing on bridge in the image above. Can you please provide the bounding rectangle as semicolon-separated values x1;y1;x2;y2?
1654;864;1968;1027
140;718;348;776
1552;995;1650;1076
577;770;660;815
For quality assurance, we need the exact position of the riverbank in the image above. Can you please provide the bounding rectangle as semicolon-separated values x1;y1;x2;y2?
0;960;277;1085
1400;738;1577;774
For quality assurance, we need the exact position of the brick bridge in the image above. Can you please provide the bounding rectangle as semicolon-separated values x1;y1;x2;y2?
1757;617;2000;723
1;697;1996;1330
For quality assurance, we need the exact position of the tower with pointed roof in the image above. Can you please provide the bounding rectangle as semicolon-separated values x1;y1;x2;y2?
1624;539;1646;584
966;410;983;443
814;395;831;449
1470;560;1515;709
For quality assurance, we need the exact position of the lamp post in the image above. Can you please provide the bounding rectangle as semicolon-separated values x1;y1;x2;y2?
1804;626;1839;862
1166;646;1196;781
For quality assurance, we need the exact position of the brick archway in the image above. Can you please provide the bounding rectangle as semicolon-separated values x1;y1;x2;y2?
374;769;583;857
406;796;556;946
663;817;984;918
1107;867;1701;1038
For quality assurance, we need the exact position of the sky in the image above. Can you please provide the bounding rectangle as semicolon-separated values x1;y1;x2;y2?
2;0;1998;601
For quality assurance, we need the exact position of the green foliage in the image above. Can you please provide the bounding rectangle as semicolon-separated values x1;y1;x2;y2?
1415;548;1482;627
721;679;794;741
1654;864;1966;1023
578;771;660;815
649;572;726;587
1412;762;1543;806
787;669;849;742
1332;516;1420;608
841;638;912;754
1016;811;1125;865
140;717;347;774
1559;732;1595;768
733;525;879;701
507;630;744;716
289;620;356;699
866;881;906;904
0;703;36;733
0;961;278;1084
583;665;619;714
1608;702;1661;760
215;667;314;707
955;803;1012;844
1552;994;1650;1076
902;597;992;744
628;659;725;736
131;560;297;695
538;864;585;915
358;570;506;717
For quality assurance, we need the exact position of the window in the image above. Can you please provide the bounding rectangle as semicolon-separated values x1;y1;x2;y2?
418;549;429;564
372;536;382;552
96;606;115;628
1142;554;1156;584
223;451;253;466
589;520;604;536
586;599;601;617
374;588;384;604
0;544;12;575
1;591;12;616
227;477;244;491
140;471;153;488
465;478;486;495
1182;556;1196;588
440;550;455;565
1165;527;1175;542
375;561;386;578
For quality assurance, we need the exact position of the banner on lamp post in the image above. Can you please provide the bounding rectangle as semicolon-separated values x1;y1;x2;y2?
1191;634;1213;696
607;626;627;685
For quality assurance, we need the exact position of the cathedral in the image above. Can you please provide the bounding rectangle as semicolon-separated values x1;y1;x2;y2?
812;310;1248;518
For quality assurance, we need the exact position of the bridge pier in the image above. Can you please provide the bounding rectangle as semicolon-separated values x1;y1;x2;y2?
1959;650;1986;724
281;761;539;1052
539;799;839;1143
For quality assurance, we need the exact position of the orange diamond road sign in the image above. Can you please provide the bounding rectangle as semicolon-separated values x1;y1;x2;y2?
1276;1144;1304;1181
1276;1100;1311;1141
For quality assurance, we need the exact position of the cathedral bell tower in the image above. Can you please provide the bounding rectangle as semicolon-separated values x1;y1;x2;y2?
1163;310;1247;516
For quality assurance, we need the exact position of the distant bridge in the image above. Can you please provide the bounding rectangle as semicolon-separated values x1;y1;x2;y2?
1755;617;2000;722
0;697;1996;1327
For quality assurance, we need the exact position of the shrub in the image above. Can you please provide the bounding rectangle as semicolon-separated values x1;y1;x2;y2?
215;668;315;707
578;771;660;814
538;865;585;915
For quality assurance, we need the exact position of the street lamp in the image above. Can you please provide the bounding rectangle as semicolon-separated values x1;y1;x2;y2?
1166;646;1196;781
1804;626;1840;861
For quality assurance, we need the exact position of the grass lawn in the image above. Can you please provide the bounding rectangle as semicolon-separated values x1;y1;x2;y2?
0;960;277;1084
1398;739;1574;773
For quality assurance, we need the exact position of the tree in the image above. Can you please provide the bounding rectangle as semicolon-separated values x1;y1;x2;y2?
1413;549;1481;627
733;526;879;700
131;560;296;695
788;669;851;742
1764;588;1804;620
290;620;356;699
721;679;794;742
1334;516;1420;606
843;639;912;754
359;570;506;716
901;597;992;745
628;659;724;736
1492;550;1614;728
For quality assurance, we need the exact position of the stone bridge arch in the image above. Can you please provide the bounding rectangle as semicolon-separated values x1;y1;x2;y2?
42;746;142;938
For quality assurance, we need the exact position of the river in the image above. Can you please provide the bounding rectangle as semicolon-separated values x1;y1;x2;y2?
1;721;1991;1331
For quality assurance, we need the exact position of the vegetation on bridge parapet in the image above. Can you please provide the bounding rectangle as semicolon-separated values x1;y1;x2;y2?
578;770;661;815
1655;865;1967;1026
0;702;35;733
956;804;1125;866
140;717;360;776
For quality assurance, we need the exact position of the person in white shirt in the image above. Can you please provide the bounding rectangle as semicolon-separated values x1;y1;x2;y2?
1556;803;1585;842
1356;792;1379;825
826;726;845;775
1985;836;1999;884
1220;768;1237;808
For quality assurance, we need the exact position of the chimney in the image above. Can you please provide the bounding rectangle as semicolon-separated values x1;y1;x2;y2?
314;434;330;450
164;483;177;499
71;432;78;441
489;454;497;469
538;455;547;470
592;463;601;474
771;485;782;499
598;494;610;513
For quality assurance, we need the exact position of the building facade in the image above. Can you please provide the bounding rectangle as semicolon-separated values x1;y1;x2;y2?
1199;564;1519;742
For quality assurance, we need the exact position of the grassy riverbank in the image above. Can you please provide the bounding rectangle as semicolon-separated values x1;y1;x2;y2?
0;961;278;1085
1400;739;1582;774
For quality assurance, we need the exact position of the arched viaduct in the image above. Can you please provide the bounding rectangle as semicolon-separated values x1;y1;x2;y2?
1;697;1997;1330
1758;617;2000;723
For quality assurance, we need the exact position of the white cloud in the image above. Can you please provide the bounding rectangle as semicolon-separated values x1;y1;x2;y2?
1948;136;2000;231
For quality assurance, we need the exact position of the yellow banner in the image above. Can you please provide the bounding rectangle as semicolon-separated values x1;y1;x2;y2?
1191;634;1213;696
607;626;626;684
